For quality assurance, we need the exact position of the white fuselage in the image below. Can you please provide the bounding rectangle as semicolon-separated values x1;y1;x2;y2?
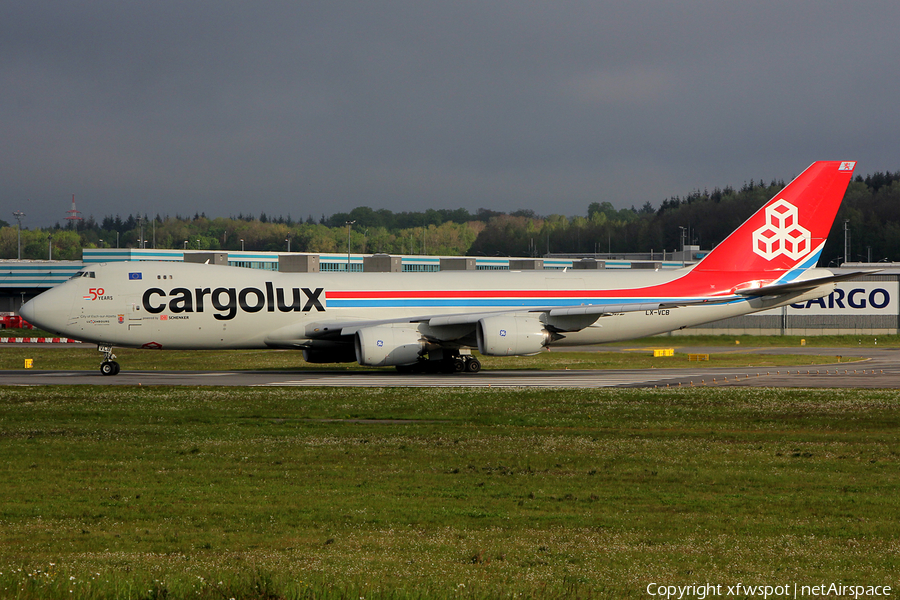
23;261;831;351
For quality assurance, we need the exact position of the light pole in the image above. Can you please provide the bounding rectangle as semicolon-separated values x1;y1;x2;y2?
12;211;25;260
240;239;244;251
843;219;850;265
138;215;144;249
99;239;104;248
345;220;356;272
183;240;188;250
48;234;53;260
196;239;201;250
285;235;292;252
678;226;687;267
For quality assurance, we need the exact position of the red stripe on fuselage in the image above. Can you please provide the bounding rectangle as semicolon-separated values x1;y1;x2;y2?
326;270;779;301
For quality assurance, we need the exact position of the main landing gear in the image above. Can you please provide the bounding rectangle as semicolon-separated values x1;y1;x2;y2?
396;352;481;374
98;345;121;376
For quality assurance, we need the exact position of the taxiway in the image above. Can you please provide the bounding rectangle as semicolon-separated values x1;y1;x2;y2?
1;347;898;388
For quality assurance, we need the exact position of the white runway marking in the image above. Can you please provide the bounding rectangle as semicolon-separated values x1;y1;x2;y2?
120;372;239;377
251;371;678;388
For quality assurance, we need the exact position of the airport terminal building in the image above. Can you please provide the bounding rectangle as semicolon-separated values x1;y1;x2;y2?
2;249;897;336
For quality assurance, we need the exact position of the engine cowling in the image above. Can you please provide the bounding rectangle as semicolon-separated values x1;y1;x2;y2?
476;315;550;356
354;326;425;366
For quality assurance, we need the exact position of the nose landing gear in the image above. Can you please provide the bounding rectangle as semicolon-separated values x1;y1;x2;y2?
98;345;121;376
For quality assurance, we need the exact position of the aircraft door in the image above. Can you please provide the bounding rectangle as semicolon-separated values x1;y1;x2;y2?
125;296;143;330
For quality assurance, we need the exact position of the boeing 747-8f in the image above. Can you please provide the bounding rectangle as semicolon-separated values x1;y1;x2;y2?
21;161;862;375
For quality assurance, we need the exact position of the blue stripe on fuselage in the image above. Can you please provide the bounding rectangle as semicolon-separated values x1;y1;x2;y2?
327;297;694;308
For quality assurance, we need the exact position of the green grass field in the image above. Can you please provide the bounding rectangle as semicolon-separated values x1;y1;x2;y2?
0;344;859;373
0;329;890;374
628;333;900;348
0;386;897;599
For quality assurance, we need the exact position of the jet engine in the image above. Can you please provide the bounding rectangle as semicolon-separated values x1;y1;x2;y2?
476;315;550;356
354;326;425;366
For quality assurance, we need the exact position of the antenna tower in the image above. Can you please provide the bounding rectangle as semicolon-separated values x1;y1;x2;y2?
65;194;83;224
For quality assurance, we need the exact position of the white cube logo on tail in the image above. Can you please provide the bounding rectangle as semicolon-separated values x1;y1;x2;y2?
838;161;856;171
751;199;811;261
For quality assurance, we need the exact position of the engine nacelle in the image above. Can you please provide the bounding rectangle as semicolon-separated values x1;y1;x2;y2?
476;315;549;356
354;326;425;366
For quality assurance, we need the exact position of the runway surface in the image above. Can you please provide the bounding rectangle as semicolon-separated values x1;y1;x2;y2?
2;347;898;388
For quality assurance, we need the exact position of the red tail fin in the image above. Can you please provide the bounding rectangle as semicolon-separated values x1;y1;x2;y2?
695;161;856;272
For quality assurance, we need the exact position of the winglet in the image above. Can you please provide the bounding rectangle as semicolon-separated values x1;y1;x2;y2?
694;161;856;273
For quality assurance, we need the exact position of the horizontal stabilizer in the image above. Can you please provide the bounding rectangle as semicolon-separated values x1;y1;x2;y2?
735;270;878;297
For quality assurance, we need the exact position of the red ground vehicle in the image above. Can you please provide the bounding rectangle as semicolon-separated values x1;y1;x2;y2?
0;315;34;329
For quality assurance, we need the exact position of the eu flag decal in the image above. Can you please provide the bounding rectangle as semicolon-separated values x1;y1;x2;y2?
128;272;142;280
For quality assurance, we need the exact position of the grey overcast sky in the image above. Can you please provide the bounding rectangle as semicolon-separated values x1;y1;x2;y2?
3;1;899;227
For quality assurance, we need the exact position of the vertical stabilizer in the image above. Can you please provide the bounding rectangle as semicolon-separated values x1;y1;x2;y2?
694;161;855;273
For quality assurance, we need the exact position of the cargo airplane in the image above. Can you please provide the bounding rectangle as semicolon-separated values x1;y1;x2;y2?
21;161;862;376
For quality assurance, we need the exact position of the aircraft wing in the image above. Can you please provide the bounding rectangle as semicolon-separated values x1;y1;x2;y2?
299;296;744;340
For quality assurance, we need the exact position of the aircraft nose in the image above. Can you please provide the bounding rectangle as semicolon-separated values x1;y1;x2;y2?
18;287;73;336
19;294;38;325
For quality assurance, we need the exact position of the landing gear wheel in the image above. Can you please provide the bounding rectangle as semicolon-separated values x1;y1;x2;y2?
100;361;120;376
464;357;482;373
97;345;120;376
440;357;465;374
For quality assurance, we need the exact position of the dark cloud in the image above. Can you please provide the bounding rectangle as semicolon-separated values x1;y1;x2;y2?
3;1;899;226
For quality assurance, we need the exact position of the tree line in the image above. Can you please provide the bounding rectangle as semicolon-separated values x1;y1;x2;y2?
2;171;899;264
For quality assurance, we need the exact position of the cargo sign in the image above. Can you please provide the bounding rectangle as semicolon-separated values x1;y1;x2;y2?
760;282;898;316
